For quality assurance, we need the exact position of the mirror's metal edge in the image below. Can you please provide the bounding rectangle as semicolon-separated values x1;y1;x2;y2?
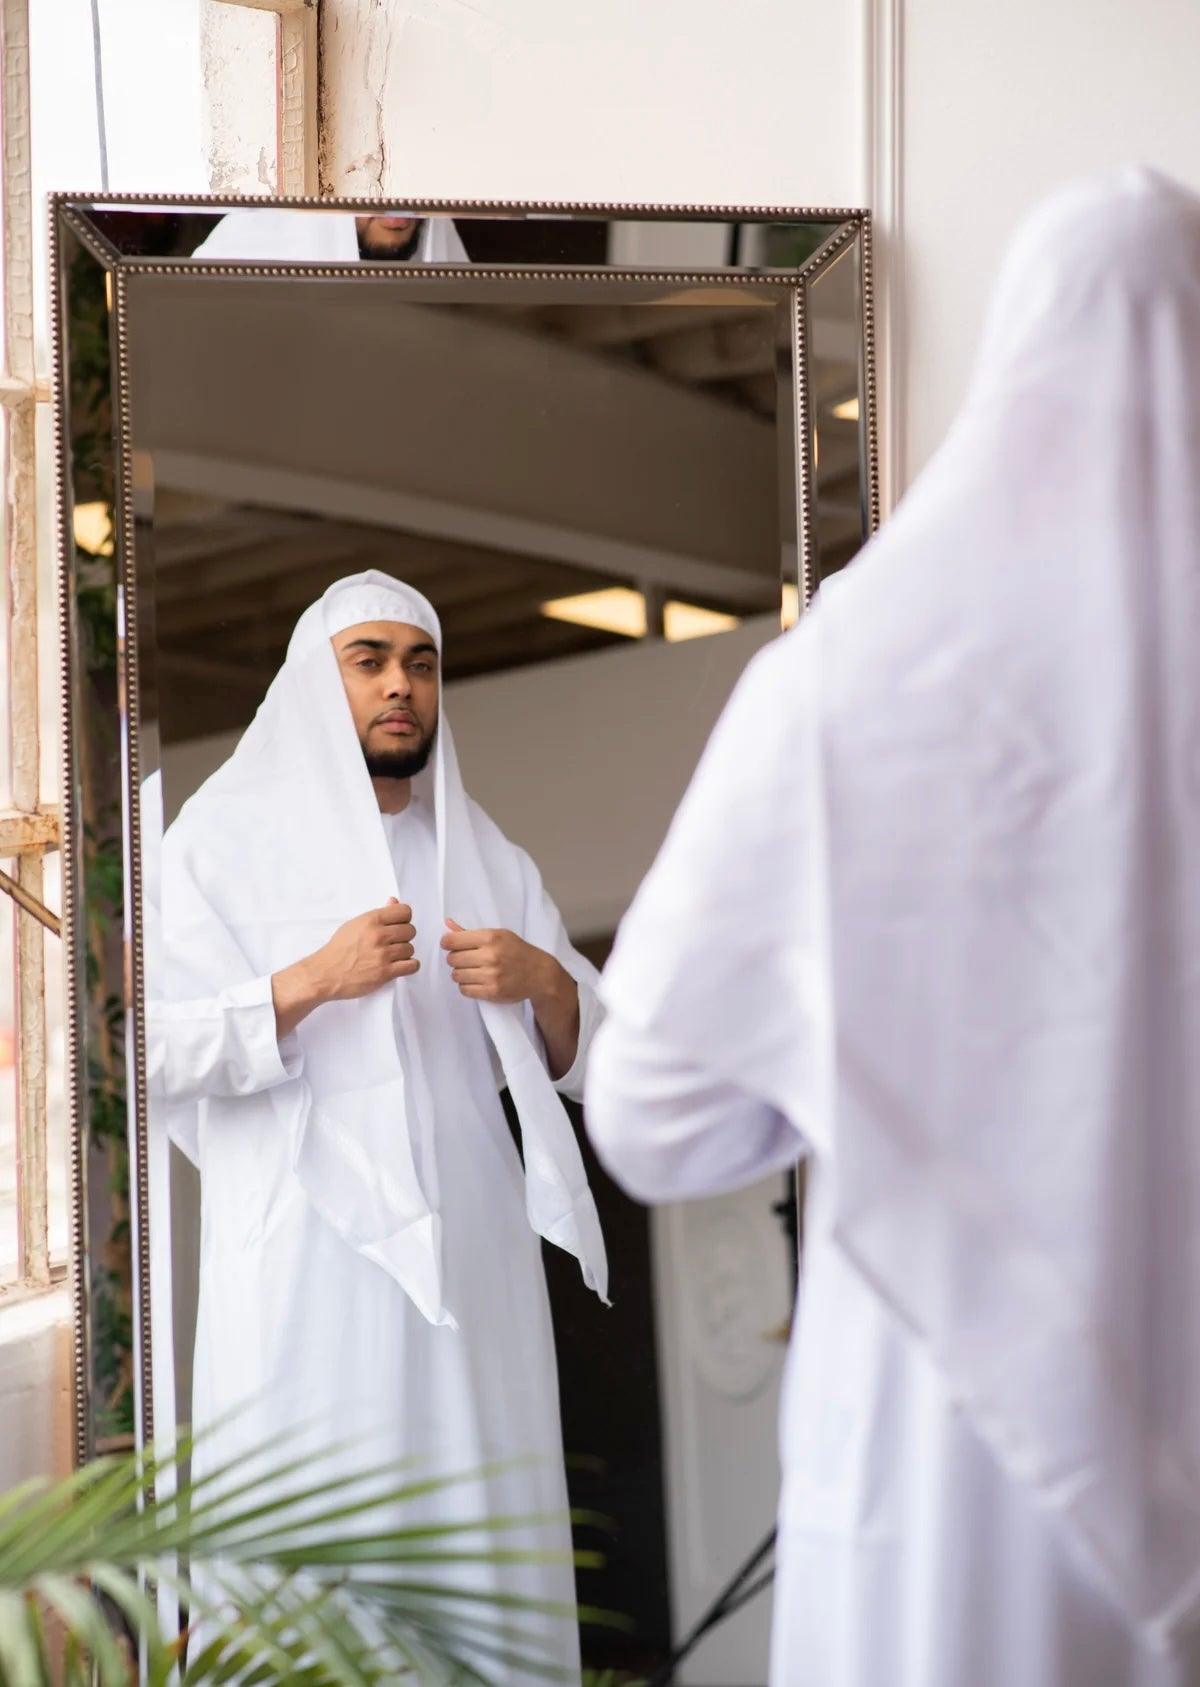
791;217;870;610
794;281;821;615
56;189;868;221
54;192;154;1469
111;265;155;1459
49;195;88;1469
51;193;123;1467
795;213;882;591
59;202;124;271
860;213;883;538
795;218;862;288
116;260;804;292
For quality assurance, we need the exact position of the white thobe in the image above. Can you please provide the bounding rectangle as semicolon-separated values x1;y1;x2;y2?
151;793;597;1683
586;652;1200;1687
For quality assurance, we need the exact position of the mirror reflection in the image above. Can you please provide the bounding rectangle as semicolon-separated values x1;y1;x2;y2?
72;215;874;1681
86;203;842;272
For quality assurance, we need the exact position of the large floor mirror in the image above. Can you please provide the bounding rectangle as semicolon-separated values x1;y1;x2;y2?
54;196;877;1685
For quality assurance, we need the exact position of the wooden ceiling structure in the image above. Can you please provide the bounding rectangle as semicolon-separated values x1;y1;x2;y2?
149;503;636;738
137;283;864;745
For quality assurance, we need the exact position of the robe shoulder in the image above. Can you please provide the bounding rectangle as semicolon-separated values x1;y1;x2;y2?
166;785;274;862
161;759;293;906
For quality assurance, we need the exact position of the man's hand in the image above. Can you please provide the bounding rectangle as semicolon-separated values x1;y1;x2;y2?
273;898;417;1037
313;899;420;999
440;919;556;1004
442;918;580;1079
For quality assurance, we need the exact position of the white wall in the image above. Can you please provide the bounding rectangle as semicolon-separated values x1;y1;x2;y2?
895;0;1200;480
320;0;862;208
449;617;778;936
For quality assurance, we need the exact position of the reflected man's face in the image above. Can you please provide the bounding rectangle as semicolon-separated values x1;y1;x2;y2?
333;620;440;778
355;216;423;259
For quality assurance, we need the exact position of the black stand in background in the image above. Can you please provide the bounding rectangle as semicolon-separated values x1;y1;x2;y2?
644;1167;802;1684
644;1528;777;1687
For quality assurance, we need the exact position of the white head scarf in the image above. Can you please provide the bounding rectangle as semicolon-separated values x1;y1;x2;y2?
162;569;606;1326
192;208;470;265
602;167;1200;1647
814;168;1200;1646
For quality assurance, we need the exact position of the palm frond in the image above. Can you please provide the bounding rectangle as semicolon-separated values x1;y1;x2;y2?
0;1429;612;1686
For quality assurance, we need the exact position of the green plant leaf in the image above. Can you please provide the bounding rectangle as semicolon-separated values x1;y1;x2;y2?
33;1574;132;1687
0;1590;43;1687
0;1428;632;1687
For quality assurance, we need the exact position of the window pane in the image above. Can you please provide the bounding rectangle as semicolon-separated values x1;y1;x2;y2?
88;0;205;194
29;1;206;359
28;0;104;365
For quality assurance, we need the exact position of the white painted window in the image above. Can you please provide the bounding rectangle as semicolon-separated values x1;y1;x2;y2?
0;0;314;1296
0;0;67;1294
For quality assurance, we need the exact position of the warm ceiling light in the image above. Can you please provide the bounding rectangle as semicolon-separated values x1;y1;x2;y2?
831;396;860;422
541;587;647;639
73;501;114;557
781;584;801;628
541;588;742;644
663;601;740;643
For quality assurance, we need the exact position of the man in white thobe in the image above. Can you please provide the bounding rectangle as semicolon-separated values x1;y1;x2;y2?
586;168;1200;1686
148;570;607;1684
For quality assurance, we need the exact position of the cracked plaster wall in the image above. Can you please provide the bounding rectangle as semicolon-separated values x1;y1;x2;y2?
201;0;280;196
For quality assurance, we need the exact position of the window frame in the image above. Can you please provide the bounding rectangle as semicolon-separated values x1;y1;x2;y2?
0;0;64;1300
0;0;320;1301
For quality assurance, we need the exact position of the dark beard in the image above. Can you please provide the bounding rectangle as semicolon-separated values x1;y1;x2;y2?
356;223;424;261
363;728;436;780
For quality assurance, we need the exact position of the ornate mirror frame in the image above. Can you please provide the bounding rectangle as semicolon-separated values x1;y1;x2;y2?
50;192;879;1465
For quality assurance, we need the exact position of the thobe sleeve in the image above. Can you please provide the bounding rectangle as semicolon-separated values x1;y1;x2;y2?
585;629;828;1201
586;1024;806;1202
146;977;303;1105
545;974;602;1104
510;841;605;1104
144;860;303;1105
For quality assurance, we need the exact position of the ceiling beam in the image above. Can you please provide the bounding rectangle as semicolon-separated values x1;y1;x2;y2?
150;450;784;611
